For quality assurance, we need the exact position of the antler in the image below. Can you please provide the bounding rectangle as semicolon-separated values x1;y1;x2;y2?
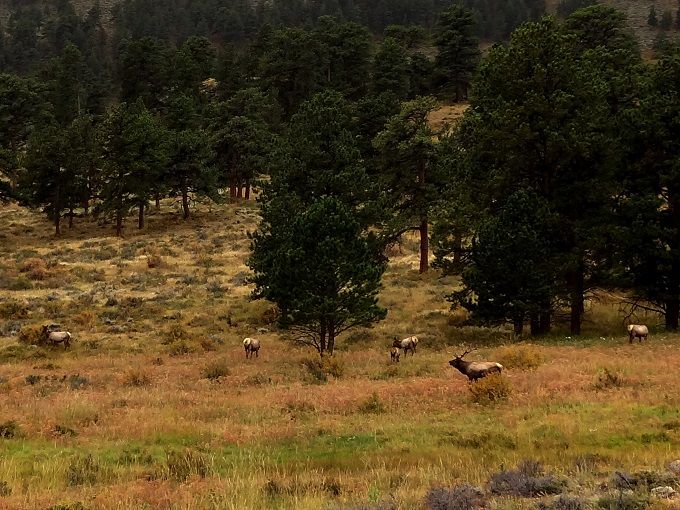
456;348;476;359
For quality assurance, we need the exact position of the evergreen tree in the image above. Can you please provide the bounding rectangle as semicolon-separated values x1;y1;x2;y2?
453;190;559;335
649;5;658;26
448;17;618;334
99;102;167;234
118;37;170;111
371;37;410;99
249;197;386;357
661;9;673;29
373;96;440;273
434;4;480;101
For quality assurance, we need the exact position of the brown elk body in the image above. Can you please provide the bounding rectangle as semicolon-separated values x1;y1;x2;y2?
41;325;71;349
449;350;502;381
243;337;260;359
627;324;648;344
392;336;418;356
390;347;400;363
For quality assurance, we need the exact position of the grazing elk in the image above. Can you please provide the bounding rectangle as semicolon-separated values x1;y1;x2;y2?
448;349;503;381
243;337;261;359
390;346;400;363
41;325;71;349
627;324;649;344
393;336;418;356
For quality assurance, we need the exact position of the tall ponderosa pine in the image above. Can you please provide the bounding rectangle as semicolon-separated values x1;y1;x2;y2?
434;4;480;102
249;91;385;356
371;37;410;100
374;96;440;273
99;102;167;234
449;16;619;334
249;197;386;356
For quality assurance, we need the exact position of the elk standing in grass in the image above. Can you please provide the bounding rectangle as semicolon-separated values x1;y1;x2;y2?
393;336;418;356
627;324;649;344
41;325;71;349
449;349;502;381
243;337;261;359
390;347;400;362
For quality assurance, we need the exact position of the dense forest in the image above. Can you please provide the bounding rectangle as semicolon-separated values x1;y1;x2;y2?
3;0;680;349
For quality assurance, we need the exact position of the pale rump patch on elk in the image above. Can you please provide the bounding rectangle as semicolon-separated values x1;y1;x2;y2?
627;324;649;344
243;337;261;359
448;349;502;381
392;336;418;356
390;346;400;362
41;325;71;349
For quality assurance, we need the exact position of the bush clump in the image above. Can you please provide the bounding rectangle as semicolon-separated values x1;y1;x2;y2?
425;484;486;510
488;459;564;497
358;393;386;414
597;491;649;510
302;357;345;383
468;373;511;405
202;360;230;381
159;449;211;481
0;420;21;439
539;495;590;510
19;257;49;280
66;454;100;486
124;370;152;387
496;344;543;370
593;368;626;390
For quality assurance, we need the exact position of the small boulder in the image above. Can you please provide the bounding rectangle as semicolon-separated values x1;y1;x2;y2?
651;486;677;499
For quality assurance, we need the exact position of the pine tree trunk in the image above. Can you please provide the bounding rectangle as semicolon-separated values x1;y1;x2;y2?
453;233;462;266
182;186;190;219
84;199;89;216
319;323;327;357
230;177;236;199
116;209;123;236
666;298;679;330
155;192;161;211
418;159;428;274
236;178;243;198
54;212;61;236
138;200;145;229
513;317;523;336
530;314;540;336
419;218;429;273
327;325;335;356
569;260;585;335
539;310;551;334
245;178;251;200
68;206;74;228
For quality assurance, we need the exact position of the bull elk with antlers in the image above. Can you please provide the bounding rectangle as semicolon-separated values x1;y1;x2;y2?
449;349;503;381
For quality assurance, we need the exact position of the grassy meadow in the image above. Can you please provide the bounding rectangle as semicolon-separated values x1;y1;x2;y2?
0;201;679;510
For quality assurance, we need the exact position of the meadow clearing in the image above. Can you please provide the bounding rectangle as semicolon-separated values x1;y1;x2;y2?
0;201;678;510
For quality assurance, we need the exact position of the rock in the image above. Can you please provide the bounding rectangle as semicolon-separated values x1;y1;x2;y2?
256;327;270;333
651;486;676;499
669;460;680;475
109;325;126;334
103;318;116;326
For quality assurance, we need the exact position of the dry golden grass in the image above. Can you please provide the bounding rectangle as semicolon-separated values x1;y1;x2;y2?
0;201;678;509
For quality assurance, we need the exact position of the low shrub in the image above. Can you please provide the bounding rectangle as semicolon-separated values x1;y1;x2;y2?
425;484;486;510
18;324;45;346
67;374;89;390
0;420;21;438
54;424;78;437
0;300;29;320
468;373;511;405
488;459;564;497
25;374;42;385
168;341;193;356
496;344;543;370
598;491;649;510
66;454;100;486
302;357;345;383
202;360;230;381
0;480;11;496
145;249;166;269
124;370;151;387
358;393;386;414
539;495;590;510
246;372;271;386
594;368;626;390
159;449;211;481
19;257;49;280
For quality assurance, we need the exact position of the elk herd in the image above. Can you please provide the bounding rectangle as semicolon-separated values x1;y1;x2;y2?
37;323;651;382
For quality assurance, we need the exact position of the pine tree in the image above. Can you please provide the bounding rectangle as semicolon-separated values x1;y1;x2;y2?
649;5;658;26
434;4;480;101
